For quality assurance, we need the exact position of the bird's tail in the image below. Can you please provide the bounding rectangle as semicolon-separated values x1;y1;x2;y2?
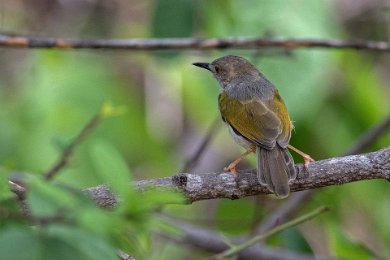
256;145;296;198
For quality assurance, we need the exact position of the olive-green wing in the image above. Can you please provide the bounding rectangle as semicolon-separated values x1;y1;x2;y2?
218;91;282;149
271;90;292;148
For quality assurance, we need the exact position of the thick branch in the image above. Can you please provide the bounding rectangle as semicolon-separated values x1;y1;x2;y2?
1;34;390;51
83;147;390;206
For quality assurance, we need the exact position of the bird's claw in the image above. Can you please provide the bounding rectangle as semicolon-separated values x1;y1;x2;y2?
224;164;238;179
303;155;315;170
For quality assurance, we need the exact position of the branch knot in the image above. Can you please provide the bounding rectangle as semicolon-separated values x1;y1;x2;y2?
172;173;188;188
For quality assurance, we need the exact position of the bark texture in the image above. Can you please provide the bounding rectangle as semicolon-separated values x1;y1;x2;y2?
83;147;390;206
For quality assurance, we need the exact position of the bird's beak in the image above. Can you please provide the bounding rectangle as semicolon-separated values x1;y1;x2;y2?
192;62;211;71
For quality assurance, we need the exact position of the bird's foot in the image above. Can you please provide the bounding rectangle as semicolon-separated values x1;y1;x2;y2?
223;145;255;179
224;164;238;179
287;144;315;172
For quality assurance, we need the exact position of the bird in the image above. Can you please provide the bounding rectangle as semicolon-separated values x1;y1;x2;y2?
193;55;313;198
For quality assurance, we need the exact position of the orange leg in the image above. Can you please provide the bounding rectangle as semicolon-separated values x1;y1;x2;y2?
224;145;256;177
288;144;315;168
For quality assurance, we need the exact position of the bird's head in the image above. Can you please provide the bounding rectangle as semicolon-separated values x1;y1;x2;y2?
193;55;261;90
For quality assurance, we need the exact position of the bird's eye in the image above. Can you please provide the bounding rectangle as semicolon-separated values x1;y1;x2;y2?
214;65;221;73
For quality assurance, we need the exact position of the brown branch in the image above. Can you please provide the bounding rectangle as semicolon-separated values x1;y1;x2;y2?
10;147;390;207
9;146;383;211
80;146;390;206
1;34;390;51
8;176;30;218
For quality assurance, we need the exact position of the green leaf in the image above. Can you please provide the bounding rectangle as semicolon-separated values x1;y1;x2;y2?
77;206;118;237
47;225;118;260
280;227;312;253
27;176;78;216
40;236;83;260
216;200;255;235
0;226;40;260
89;140;133;197
327;223;372;258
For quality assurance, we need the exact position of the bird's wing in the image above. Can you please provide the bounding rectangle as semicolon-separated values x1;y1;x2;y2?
272;90;292;148
219;91;284;149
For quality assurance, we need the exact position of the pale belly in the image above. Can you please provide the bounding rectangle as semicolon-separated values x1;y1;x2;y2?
226;123;253;149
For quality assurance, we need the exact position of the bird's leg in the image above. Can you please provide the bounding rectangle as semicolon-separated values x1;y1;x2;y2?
224;145;256;177
287;144;315;169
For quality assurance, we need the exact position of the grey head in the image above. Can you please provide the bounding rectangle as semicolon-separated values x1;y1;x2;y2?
193;55;275;100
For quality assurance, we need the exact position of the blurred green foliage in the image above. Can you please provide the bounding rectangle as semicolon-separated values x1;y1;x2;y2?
0;0;389;259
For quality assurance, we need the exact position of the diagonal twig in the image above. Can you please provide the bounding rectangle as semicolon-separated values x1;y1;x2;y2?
44;102;125;180
44;113;102;180
346;115;390;155
254;190;314;234
158;218;315;260
181;116;221;172
212;206;329;259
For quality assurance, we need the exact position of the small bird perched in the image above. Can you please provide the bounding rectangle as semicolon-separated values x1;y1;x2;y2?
193;55;313;198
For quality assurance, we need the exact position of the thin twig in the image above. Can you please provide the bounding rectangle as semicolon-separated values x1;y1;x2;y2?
213;206;329;259
346;115;390;155
254;191;314;234
8;177;30;218
1;34;390;51
181;117;221;172
44;113;101;180
159;218;314;260
44;103;125;180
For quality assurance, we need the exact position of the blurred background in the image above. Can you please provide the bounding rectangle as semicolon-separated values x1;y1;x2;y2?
0;0;389;259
